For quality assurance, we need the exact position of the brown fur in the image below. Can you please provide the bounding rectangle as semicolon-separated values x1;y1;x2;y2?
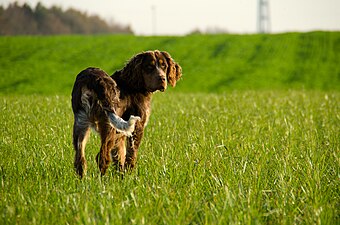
71;50;182;178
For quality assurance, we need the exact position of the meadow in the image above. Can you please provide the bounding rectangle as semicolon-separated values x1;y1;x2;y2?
0;32;339;94
0;33;339;224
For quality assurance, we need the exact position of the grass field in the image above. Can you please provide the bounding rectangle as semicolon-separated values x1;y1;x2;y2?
0;32;339;95
0;33;339;224
1;92;339;224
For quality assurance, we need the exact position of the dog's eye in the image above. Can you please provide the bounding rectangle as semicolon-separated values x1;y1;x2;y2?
161;63;167;69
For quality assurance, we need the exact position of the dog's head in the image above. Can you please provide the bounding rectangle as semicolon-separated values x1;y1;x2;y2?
123;50;182;92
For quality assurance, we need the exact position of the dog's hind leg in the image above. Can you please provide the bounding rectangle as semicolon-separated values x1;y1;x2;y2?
96;121;116;176
73;115;91;178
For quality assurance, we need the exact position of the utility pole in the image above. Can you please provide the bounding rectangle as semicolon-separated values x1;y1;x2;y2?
257;0;270;33
151;5;156;35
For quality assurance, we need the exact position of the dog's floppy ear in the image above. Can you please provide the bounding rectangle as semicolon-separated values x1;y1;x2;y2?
161;51;182;87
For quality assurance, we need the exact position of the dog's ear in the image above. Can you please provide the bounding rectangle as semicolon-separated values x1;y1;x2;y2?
161;51;182;87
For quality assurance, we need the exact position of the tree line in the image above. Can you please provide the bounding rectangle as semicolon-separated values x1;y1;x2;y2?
0;2;133;35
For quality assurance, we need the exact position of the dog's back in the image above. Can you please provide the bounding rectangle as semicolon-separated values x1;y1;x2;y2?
72;68;139;134
71;67;118;114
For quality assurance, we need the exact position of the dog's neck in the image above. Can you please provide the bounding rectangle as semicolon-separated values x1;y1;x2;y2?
111;71;152;103
112;72;152;121
111;70;150;95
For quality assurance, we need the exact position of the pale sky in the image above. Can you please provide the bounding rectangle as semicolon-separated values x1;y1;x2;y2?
1;0;339;35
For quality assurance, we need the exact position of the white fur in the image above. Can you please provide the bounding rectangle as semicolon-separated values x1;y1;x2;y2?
108;113;140;136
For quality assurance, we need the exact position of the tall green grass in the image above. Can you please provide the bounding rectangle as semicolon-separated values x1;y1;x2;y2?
1;33;339;224
1;91;339;224
0;32;339;95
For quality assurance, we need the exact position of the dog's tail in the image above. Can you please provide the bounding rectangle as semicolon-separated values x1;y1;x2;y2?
108;114;140;136
73;68;140;136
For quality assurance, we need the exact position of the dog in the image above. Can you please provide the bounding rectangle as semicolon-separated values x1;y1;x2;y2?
71;50;182;178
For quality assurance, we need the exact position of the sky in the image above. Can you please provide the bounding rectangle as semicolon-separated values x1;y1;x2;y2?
1;0;340;35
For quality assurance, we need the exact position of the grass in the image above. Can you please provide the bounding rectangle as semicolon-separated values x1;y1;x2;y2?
0;33;339;224
1;91;339;224
0;32;340;95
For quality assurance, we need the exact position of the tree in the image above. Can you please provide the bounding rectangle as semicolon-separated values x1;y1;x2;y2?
0;2;133;35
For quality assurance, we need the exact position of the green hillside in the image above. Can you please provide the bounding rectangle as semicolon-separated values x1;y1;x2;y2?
0;32;339;95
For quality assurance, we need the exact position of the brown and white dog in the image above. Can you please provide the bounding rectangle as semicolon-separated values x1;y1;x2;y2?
71;50;182;178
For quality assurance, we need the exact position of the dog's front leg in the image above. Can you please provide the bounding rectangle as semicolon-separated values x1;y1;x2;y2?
125;123;144;171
